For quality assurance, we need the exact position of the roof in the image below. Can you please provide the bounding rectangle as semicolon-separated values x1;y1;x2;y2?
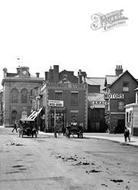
21;108;43;121
108;70;138;88
86;77;105;92
105;75;118;86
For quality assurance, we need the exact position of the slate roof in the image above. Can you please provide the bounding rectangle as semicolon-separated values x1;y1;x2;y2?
105;75;118;86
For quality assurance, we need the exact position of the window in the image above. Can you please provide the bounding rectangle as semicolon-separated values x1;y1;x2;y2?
118;101;124;111
123;81;129;92
55;91;63;100
10;88;19;103
21;88;28;103
71;91;78;106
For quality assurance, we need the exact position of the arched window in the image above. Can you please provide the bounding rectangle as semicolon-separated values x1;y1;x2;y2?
21;88;28;103
10;88;19;103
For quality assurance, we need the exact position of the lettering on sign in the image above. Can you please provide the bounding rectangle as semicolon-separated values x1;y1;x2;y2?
104;93;124;99
48;100;64;107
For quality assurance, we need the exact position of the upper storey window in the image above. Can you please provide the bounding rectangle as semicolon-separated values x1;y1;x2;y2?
21;88;28;103
10;88;19;103
123;81;129;92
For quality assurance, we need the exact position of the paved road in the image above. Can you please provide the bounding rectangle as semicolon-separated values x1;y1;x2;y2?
0;127;138;190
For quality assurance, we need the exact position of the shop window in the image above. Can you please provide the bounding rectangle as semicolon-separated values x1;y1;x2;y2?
71;91;78;106
21;88;28;103
10;88;19;103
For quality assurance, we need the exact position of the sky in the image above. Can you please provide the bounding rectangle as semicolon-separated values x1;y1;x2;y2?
0;0;138;88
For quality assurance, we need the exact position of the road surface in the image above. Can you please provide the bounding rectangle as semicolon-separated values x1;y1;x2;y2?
0;127;138;190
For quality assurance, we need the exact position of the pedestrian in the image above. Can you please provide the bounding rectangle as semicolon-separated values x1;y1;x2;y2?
124;127;130;142
12;120;18;133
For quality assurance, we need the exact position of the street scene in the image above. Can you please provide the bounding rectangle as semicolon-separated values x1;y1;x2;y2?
0;126;138;190
0;1;138;190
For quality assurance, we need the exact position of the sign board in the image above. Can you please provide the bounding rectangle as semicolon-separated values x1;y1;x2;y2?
104;93;124;100
48;100;64;107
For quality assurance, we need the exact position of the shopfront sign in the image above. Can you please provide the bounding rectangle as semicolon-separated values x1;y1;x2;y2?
48;100;64;107
105;93;124;100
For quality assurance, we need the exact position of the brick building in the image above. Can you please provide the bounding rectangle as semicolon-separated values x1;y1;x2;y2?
40;65;88;132
86;77;107;132
2;66;44;127
104;65;138;133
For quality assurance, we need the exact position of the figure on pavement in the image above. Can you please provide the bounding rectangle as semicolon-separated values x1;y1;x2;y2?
124;126;130;142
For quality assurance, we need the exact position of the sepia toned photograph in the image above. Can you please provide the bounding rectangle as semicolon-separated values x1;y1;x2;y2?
0;0;138;189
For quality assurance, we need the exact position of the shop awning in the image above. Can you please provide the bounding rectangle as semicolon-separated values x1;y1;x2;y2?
21;108;43;122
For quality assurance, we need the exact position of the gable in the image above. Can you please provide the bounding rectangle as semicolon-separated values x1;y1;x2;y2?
59;70;78;83
109;70;138;89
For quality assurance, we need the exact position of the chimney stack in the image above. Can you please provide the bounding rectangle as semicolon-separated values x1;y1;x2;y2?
36;72;40;78
115;65;123;76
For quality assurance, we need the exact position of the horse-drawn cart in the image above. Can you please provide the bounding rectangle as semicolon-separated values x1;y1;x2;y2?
65;122;83;138
19;118;38;138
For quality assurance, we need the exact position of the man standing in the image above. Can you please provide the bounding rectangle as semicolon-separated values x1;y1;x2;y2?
12;120;18;133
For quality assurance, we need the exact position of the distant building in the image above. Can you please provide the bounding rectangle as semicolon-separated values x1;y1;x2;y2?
0;89;3;125
39;65;88;132
86;77;107;132
2;66;44;127
104;65;138;133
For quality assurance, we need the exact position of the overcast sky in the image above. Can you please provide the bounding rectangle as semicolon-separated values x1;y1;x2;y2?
0;0;137;88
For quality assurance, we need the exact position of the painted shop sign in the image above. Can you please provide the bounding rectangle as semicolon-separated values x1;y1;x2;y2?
48;100;64;107
105;93;124;99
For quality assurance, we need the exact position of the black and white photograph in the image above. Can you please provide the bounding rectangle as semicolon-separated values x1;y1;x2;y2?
0;0;138;189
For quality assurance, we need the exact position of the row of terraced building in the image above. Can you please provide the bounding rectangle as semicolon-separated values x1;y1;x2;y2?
0;64;138;135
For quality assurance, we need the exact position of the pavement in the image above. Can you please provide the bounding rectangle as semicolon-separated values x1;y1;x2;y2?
39;131;138;147
84;133;138;147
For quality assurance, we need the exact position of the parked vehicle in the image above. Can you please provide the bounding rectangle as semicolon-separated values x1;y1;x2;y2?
65;122;83;138
18;119;38;138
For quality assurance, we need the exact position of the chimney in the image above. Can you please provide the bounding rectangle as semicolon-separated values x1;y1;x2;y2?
3;68;7;78
78;69;82;83
115;65;123;76
45;72;48;81
36;72;40;78
53;65;59;82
